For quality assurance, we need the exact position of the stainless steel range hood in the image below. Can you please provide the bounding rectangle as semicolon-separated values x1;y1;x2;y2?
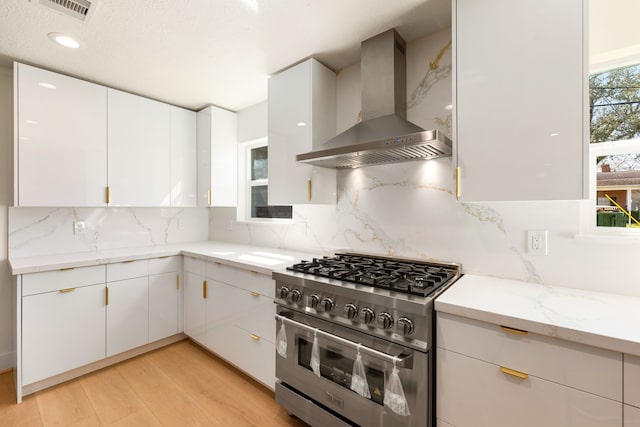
296;29;452;169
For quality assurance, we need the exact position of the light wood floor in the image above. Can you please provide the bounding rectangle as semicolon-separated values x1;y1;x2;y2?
0;339;308;427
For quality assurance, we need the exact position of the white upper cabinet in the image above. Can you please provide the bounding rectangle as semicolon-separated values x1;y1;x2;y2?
454;0;587;201
16;63;108;206
107;88;172;206
170;106;197;207
268;58;337;205
197;105;238;207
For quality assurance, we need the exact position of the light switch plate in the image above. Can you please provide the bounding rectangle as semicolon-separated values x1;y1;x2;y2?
73;221;85;235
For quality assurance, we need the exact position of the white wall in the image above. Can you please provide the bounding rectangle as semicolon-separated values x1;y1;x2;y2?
0;66;14;370
210;28;640;299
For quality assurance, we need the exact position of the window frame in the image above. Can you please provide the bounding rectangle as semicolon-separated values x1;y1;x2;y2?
237;138;293;223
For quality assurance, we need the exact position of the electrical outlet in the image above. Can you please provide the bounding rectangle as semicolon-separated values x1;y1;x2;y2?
73;221;85;235
527;230;548;255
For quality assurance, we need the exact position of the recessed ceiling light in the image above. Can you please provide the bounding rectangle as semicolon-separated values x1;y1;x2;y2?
38;82;57;89
25;120;38;124
296;122;307;127
47;32;80;49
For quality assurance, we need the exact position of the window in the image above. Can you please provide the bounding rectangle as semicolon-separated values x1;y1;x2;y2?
589;63;640;229
244;140;292;220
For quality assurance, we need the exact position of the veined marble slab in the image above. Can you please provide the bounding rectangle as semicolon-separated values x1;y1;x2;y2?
9;241;320;276
436;274;640;356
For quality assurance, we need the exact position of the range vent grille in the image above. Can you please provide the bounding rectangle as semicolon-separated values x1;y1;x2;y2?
39;0;92;21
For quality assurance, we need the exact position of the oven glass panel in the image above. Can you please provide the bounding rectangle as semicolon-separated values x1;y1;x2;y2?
297;337;385;405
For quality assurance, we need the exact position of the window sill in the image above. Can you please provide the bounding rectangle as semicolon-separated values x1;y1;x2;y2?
235;218;294;226
574;229;640;244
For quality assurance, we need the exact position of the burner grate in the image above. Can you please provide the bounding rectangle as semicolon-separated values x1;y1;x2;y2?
288;253;459;297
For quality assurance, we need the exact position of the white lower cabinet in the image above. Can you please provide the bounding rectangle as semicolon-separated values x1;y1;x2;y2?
106;276;149;357
22;283;106;385
149;271;180;342
626;405;640;427
182;257;276;389
183;260;207;347
436;312;624;427
437;349;621;427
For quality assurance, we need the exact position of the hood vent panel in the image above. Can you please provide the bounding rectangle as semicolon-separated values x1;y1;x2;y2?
297;129;451;169
39;0;92;21
296;28;452;169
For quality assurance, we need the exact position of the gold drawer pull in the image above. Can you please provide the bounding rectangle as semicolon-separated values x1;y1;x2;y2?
176;274;179;290
250;292;260;297
105;287;109;305
203;280;207;299
59;267;75;271
59;288;75;293
122;260;135;264
250;334;260;341
500;366;528;380
307;179;312;201
500;325;528;335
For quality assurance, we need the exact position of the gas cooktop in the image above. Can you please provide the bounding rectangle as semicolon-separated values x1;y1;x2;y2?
287;253;459;297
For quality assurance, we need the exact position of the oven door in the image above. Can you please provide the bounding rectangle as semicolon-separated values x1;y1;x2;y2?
275;309;429;427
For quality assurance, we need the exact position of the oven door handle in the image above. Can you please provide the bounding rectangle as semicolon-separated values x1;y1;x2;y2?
276;313;414;369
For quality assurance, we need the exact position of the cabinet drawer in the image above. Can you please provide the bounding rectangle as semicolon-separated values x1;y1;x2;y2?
22;265;105;296
235;292;276;344
625;354;640;407
107;259;149;282
436;312;622;401
235;329;275;389
184;256;206;276
626;404;640;427
149;256;179;275
206;261;236;285
235;268;275;298
437;348;622;427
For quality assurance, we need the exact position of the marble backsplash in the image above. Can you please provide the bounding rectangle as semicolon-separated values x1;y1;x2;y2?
8;207;209;258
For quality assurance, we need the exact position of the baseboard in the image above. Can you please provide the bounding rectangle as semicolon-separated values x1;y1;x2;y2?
0;351;15;373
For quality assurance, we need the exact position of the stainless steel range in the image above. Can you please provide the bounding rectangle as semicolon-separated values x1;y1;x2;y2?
272;253;461;427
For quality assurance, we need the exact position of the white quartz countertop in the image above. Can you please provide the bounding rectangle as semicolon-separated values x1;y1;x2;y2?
8;241;321;276
436;274;640;357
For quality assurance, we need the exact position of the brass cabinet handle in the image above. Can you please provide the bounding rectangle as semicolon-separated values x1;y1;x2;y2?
250;334;260;341
250;292;260;297
500;325;528;335
176;274;179;290
455;167;461;198
207;189;212;206
203;280;207;299
122;260;135;264
500;366;528;380
307;179;312;201
59;267;75;271
105;287;109;306
59;288;75;293
106;186;111;204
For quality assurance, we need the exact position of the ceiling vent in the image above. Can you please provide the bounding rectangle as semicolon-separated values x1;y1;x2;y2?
38;0;93;21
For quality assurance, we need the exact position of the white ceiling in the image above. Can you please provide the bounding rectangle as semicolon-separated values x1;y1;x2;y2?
0;0;451;112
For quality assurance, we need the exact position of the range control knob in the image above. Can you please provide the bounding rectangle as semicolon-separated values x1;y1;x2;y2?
308;294;321;309
287;289;302;304
320;297;335;313
278;286;290;300
377;312;394;330
396;317;414;336
343;303;358;319
360;307;376;325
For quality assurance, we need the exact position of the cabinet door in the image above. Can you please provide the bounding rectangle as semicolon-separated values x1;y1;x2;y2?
170;106;197;207
183;271;207;346
625;354;640;407
268;59;337;205
106;277;149;356
196;105;238;207
107;88;171;206
149;272;179;342
205;279;242;357
454;0;586;201
22;283;106;385
16;63;107;206
437;348;621;427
